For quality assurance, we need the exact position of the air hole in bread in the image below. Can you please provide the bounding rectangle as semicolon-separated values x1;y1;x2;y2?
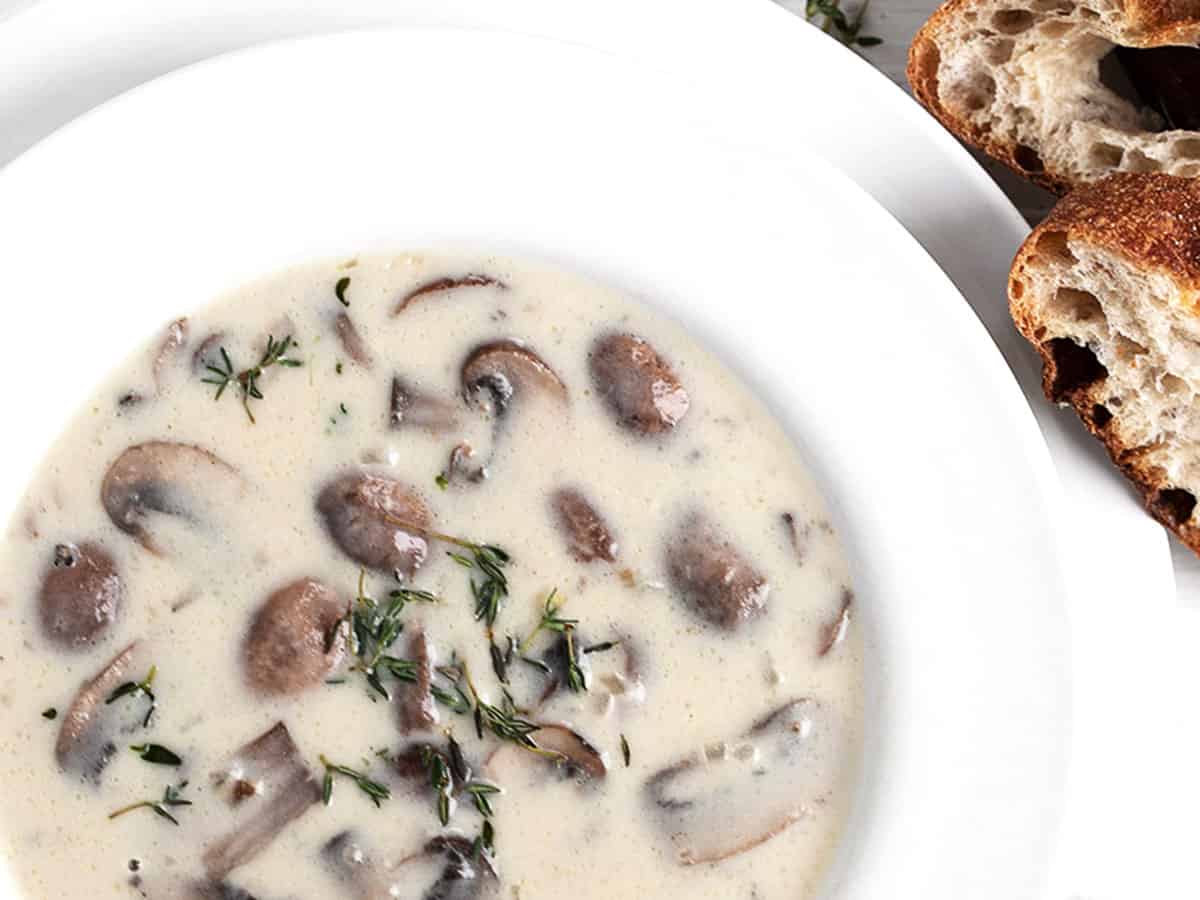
1091;404;1113;427
963;74;997;112
1038;19;1075;37
1050;287;1104;322
1151;488;1196;527
1029;0;1072;12
1032;230;1076;265
1175;139;1200;160
984;38;1016;65
1014;144;1045;173
1160;373;1189;396
1078;6;1099;18
992;9;1036;32
1114;334;1148;362
1089;143;1125;169
1046;337;1107;400
1123;149;1162;173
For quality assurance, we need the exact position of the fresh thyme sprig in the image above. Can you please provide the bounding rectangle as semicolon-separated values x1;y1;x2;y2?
518;590;587;693
421;745;455;826
432;659;558;759
201;333;303;424
464;781;502;817
805;0;882;47
106;665;158;728
319;755;391;808
331;570;438;701
108;782;191;826
418;734;503;827
130;743;182;766
377;515;512;628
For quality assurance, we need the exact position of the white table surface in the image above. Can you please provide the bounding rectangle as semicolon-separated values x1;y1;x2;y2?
0;1;1197;897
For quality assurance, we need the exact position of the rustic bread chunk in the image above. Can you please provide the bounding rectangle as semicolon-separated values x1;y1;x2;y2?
1009;173;1200;551
908;0;1200;192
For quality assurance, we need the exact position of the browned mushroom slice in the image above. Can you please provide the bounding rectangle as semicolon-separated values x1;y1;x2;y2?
550;488;618;563
393;274;506;315
396;626;438;734
204;722;321;880
532;724;607;781
243;578;347;696
817;589;853;658
645;698;844;865
390;376;459;433
665;512;769;630
334;312;374;370
589;333;690;435
101;441;241;555
153;317;189;390
419;835;499;900
56;641;142;781
184;881;264;900
316;472;431;576
460;340;567;415
38;541;121;649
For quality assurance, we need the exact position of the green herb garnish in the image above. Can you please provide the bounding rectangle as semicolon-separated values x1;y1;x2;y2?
320;755;391;808
202;333;303;424
433;660;556;758
620;734;631;768
335;276;351;307
420;745;454;826
130;743;183;767
106;665;158;728
805;0;882;47
108;782;191;826
518;590;586;692
332;571;438;701
435;472;450;491
464;780;502;817
41;707;57;720
583;640;620;655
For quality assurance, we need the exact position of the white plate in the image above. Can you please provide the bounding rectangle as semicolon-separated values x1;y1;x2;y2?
0;28;1072;900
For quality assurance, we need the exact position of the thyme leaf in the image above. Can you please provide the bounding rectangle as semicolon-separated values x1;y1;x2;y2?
319;755;391;808
620;734;631;768
335;276;351;307
106;665;158;728
130;743;183;767
41;707;57;720
804;0;882;47
108;782;191;826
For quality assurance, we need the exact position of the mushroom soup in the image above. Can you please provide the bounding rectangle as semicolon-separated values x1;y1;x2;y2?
0;251;863;899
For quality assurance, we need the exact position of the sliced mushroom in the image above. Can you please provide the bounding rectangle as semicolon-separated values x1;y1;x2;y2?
394;274;506;315
443;442;487;486
153;317;189;390
101;441;241;555
460;340;567;415
185;881;264;900
39;541;121;649
391;376;458;433
550;488;617;563
56;641;142;781
316;472;431;576
204;722;321;879
322;831;400;900
817;589;853;658
243;578;347;695
645;698;844;865
589;333;689;435
665;512;769;630
334;312;374;370
396;626;438;734
419;835;499;900
532;724;607;781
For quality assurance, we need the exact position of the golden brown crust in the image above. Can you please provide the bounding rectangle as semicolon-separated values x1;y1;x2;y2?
907;0;1200;193
1009;173;1200;554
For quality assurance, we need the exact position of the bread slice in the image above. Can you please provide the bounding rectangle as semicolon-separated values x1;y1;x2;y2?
1010;173;1200;551
908;0;1200;193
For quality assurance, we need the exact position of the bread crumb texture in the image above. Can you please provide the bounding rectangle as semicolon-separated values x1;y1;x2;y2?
907;0;1200;192
1011;174;1200;551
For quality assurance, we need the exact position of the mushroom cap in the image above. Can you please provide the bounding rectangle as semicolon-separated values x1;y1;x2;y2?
395;626;439;734
334;311;374;369
393;274;506;315
645;698;843;865
316;471;431;575
550;488;618;563
589;333;689;434
38;541;121;649
243;578;347;695
532;724;607;781
100;441;240;555
460;339;567;415
665;511;769;629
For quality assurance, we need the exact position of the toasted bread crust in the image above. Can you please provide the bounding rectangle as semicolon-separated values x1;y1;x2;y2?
908;0;1200;194
1009;173;1200;552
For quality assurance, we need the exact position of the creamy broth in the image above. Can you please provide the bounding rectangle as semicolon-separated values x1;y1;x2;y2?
0;251;862;900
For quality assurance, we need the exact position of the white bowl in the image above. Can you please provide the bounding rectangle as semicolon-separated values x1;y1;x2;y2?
0;29;1073;899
